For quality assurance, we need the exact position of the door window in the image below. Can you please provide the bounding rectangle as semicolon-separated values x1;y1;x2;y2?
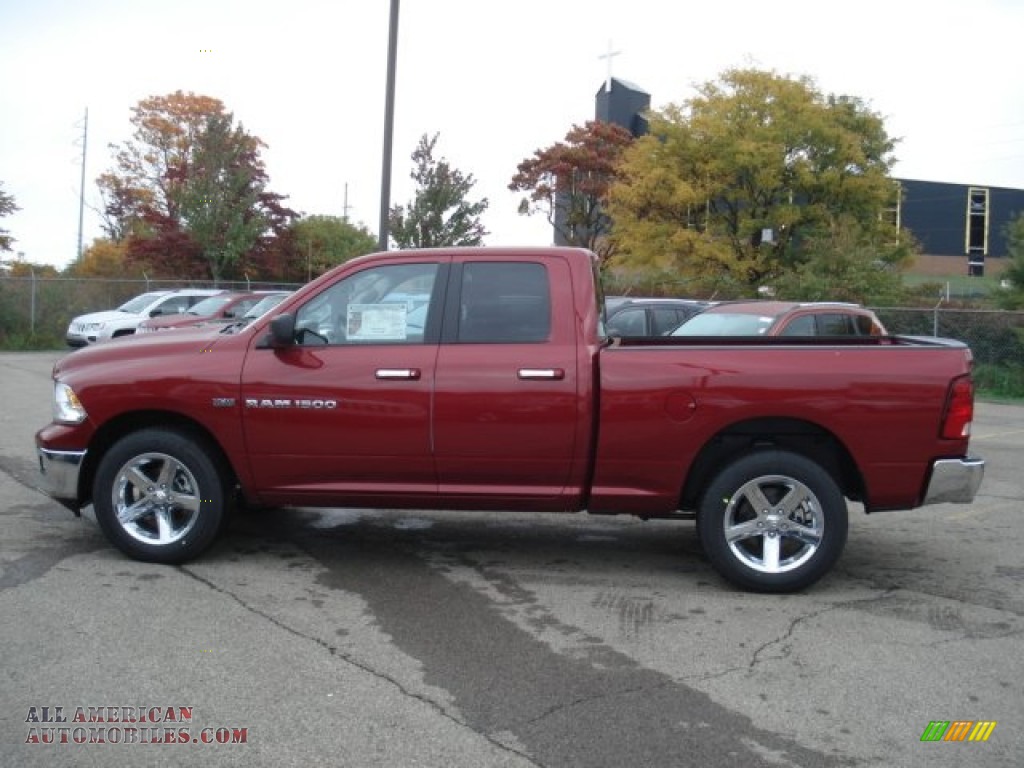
778;315;816;336
456;262;550;343
607;308;647;337
816;314;854;335
651;308;686;335
294;262;439;345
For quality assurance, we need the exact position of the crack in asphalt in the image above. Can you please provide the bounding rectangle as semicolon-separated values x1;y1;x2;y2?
748;589;899;670
521;678;674;727
844;572;1024;618
178;565;546;768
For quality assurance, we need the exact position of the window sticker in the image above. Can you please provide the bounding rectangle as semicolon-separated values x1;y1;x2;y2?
347;303;408;341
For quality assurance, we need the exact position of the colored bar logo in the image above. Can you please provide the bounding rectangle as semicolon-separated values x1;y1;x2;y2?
920;721;997;742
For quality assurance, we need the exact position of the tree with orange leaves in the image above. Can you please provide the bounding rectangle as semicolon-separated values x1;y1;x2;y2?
509;120;634;265
98;91;296;282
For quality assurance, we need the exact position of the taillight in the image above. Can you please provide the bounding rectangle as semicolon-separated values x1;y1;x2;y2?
941;375;974;440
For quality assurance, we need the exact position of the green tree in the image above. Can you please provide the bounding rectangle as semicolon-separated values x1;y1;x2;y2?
772;215;910;304
99;91;296;280
997;211;1024;309
608;67;908;288
389;133;488;248
510;120;634;265
174;113;275;282
98;91;228;238
0;181;18;252
292;215;377;279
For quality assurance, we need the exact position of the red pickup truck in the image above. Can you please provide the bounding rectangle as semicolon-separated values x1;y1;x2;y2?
35;247;984;592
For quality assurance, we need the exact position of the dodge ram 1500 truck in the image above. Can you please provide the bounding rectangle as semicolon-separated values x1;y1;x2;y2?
35;247;985;592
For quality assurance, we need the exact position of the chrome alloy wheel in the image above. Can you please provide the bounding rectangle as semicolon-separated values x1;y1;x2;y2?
722;474;824;574
112;452;202;546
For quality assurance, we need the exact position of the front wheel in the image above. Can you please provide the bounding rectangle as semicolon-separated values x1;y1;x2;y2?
93;429;227;564
698;450;848;593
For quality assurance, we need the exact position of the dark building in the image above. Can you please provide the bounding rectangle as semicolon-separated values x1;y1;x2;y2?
581;79;1024;277
894;179;1024;276
596;78;650;137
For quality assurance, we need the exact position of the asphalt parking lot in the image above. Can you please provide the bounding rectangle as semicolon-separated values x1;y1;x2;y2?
1;351;1021;767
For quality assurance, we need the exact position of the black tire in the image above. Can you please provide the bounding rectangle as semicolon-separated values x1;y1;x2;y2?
93;428;227;564
697;450;847;593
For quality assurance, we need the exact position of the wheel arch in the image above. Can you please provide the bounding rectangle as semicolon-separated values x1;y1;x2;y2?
79;411;239;507
680;417;865;511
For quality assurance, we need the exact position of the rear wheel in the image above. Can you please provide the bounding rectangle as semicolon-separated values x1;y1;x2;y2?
698;450;847;592
93;429;226;563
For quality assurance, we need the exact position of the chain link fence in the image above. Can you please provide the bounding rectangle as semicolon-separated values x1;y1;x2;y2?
0;276;300;345
873;306;1024;397
872;306;1024;366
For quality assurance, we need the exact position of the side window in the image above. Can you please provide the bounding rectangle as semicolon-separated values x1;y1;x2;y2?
152;296;191;316
816;314;853;335
228;298;259;318
294;262;439;346
852;314;874;335
779;315;816;336
651;308;685;336
458;262;550;343
608;308;648;337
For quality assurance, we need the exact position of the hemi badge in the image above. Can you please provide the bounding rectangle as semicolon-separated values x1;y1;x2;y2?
211;398;236;408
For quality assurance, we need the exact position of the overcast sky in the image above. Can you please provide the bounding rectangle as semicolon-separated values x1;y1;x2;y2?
2;0;1023;269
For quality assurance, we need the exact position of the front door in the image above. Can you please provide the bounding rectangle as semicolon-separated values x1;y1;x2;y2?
240;259;446;504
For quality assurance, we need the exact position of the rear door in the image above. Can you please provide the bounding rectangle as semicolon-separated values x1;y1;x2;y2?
432;256;584;505
240;257;447;502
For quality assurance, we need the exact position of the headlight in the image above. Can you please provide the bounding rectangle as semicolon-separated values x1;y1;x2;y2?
54;382;87;424
85;322;105;332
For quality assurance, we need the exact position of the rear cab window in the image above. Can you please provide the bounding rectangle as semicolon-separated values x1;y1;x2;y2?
454;262;551;343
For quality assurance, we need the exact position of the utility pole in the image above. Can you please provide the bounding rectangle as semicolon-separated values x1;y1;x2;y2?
378;0;400;251
342;182;352;222
76;107;89;262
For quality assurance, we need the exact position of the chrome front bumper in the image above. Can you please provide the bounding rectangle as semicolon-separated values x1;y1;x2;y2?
37;447;86;513
922;456;985;505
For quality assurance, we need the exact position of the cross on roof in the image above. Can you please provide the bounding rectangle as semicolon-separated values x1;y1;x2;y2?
598;39;621;93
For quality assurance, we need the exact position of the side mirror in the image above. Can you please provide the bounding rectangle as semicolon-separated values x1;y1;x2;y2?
262;313;296;348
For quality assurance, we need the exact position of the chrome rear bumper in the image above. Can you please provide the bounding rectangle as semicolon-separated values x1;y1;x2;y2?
923;457;985;505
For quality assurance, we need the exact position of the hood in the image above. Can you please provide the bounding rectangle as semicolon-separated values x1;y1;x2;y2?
54;325;235;379
137;313;207;330
71;309;137;325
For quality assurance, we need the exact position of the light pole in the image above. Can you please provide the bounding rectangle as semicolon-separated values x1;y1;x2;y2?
378;0;400;251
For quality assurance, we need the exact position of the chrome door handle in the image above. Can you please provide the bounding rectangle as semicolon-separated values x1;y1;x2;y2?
376;368;421;380
518;368;564;380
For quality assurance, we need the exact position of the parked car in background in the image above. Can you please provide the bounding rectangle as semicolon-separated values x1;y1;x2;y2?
136;292;268;333
224;291;293;325
605;297;711;337
65;289;224;347
670;301;888;337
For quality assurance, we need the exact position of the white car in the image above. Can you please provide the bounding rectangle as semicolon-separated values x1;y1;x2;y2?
65;289;224;347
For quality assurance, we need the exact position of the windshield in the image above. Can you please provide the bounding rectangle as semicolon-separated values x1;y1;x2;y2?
187;295;233;316
117;292;167;314
242;293;290;319
671;312;776;336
